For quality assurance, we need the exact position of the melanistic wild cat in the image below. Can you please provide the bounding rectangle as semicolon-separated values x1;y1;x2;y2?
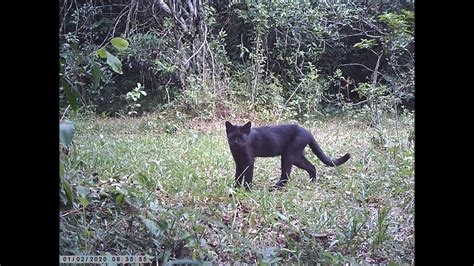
225;121;351;190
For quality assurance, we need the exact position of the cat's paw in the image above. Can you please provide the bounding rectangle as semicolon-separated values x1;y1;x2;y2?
269;182;287;191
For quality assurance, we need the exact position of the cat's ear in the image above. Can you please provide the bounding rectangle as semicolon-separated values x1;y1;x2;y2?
225;121;234;132
241;121;251;134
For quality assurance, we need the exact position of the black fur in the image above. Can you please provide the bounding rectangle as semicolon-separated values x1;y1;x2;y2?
225;121;350;189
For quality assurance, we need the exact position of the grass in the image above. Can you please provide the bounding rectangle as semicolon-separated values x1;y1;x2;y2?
60;112;414;264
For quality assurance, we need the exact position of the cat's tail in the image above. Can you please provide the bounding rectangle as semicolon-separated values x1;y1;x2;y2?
309;137;351;167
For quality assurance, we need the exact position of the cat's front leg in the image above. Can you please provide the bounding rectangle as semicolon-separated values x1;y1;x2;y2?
234;164;253;190
243;164;254;190
234;165;245;188
274;155;293;188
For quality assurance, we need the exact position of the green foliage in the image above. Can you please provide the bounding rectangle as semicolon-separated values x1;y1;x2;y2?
60;78;78;111
286;63;329;118
96;37;129;74
91;63;101;90
125;82;148;117
60;114;414;263
96;47;107;59
126;83;147;102
110;37;130;51
105;51;123;74
60;39;115;112
60;176;74;206
175;75;227;119
379;10;414;34
353;39;377;49
252;74;285;114
59;1;415;259
372;204;391;253
59;0;414;117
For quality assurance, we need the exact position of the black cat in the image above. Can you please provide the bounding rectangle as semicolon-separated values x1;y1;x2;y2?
225;121;351;189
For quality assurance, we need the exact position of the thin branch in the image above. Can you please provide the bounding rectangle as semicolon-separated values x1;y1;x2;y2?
187;0;195;17
277;80;304;121
184;25;207;65
283;80;303;107
339;63;378;74
109;5;131;46
61;105;71;122
349;99;369;106
164;78;172;104
205;28;216;93
369;48;379;57
60;0;74;34
156;0;172;15
159;0;189;33
74;0;79;35
124;0;136;38
61;206;85;217
371;54;382;89
177;17;189;33
251;31;260;104
274;28;298;43
360;17;385;37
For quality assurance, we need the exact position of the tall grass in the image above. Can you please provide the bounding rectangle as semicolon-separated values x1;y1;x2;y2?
60;112;414;264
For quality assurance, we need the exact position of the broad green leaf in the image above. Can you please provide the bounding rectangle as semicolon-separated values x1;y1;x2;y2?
83;229;93;238
78;196;89;208
91;63;102;90
110;37;129;51
163;250;171;264
59;122;75;147
115;193;125;204
60;78;77;111
353;38;376;49
137;172;154;191
76;185;90;198
96;47;107;58
157;219;169;231
61;177;74;205
192;224;205;234
60;160;65;178
59;59;65;74
136;172;147;189
105;51;123;74
141;217;159;235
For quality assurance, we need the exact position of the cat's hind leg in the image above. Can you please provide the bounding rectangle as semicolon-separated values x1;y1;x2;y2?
294;155;317;182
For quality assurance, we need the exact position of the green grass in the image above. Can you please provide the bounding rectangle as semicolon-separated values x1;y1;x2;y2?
60;113;414;264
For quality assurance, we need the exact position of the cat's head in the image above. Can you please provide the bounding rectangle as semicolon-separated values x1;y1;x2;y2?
225;121;251;146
